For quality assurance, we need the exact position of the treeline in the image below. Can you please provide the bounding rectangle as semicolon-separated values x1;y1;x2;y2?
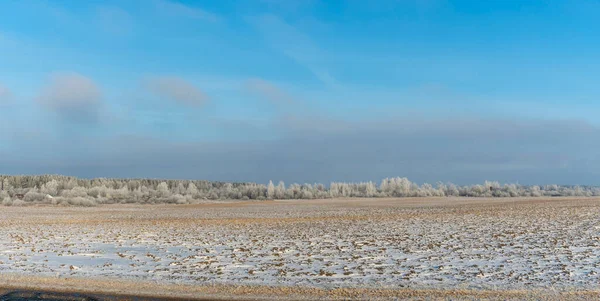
0;175;598;206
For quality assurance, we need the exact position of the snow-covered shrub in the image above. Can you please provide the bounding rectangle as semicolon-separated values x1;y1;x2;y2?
61;186;89;198
2;197;12;206
24;191;47;203
12;199;26;207
65;197;96;207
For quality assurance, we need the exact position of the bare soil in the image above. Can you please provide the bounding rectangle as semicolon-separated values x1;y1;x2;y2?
1;197;599;300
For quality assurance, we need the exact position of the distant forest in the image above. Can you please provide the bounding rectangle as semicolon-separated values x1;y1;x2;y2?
0;175;598;206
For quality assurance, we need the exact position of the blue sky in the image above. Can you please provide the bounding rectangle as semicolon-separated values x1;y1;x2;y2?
1;0;600;185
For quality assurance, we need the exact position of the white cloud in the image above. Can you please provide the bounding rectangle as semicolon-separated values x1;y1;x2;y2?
146;76;208;107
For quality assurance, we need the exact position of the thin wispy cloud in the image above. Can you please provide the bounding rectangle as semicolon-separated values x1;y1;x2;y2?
95;5;134;36
245;78;296;105
154;0;219;22
250;14;339;88
146;76;208;107
0;83;12;105
0;31;20;49
36;73;103;123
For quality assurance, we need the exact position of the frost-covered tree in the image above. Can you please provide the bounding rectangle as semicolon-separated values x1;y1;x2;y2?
0;174;598;206
174;183;186;195
365;182;377;197
186;183;199;197
275;181;285;199
40;180;59;196
157;182;170;198
267;180;275;199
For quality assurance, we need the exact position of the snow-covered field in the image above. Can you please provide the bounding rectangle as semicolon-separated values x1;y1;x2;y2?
1;197;600;294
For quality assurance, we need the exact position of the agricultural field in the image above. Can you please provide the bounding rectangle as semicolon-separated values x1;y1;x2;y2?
0;197;599;300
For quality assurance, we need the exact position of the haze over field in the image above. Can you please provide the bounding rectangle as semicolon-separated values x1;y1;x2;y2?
2;0;600;185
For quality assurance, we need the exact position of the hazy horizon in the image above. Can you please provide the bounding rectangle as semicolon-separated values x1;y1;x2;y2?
2;0;600;185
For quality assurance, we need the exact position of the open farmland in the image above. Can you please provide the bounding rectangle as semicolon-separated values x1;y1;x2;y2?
1;197;600;300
